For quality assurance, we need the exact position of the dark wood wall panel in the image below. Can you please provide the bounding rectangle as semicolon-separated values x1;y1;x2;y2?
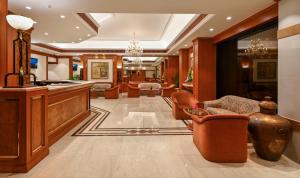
0;100;19;158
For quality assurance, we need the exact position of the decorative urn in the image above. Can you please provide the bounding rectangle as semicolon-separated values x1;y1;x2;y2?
249;96;292;161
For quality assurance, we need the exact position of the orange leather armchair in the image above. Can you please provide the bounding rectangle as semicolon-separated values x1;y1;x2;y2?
192;114;249;163
128;84;140;97
161;84;176;97
171;92;199;120
105;86;119;99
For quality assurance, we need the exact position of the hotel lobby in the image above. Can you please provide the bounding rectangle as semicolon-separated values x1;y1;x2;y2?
0;0;300;177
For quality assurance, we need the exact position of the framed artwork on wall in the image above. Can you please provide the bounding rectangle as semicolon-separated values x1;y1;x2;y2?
253;59;277;82
91;62;109;79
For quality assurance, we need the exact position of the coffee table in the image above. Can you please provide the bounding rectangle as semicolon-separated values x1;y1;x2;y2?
183;107;209;131
147;90;156;97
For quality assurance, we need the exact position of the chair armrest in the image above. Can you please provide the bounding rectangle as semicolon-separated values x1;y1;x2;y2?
192;114;250;124
203;99;222;108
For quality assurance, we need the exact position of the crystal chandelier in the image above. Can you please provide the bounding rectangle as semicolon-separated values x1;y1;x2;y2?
245;38;268;57
125;33;143;57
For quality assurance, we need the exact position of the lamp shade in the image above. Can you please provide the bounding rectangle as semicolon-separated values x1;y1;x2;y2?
6;15;34;31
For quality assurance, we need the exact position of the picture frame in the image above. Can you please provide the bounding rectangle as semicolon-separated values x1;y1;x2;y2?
253;59;277;82
91;62;109;79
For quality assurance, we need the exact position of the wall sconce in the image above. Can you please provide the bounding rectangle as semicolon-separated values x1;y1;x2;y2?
117;65;122;69
240;57;253;69
5;15;37;87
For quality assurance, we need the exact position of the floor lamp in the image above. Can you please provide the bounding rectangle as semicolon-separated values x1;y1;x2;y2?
4;15;37;87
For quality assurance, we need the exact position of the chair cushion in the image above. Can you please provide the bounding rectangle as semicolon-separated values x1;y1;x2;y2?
206;107;238;115
138;83;161;90
93;83;111;91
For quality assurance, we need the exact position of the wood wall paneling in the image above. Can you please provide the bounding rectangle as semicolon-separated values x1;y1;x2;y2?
0;0;8;86
193;38;216;102
165;56;179;85
278;23;300;39
213;3;278;44
179;49;189;89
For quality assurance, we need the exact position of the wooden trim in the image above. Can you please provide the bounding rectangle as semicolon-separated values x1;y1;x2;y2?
278;23;300;39
32;43;63;52
167;14;207;49
31;49;57;58
213;3;278;43
77;13;98;33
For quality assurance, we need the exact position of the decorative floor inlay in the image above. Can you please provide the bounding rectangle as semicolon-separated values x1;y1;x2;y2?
72;104;192;136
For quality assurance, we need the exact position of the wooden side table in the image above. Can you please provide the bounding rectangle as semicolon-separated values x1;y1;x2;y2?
183;107;209;131
147;90;156;97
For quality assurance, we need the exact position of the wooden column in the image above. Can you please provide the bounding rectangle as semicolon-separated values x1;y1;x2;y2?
0;0;7;86
160;61;164;81
165;56;179;85
164;59;168;83
69;57;73;80
192;38;216;102
179;49;189;89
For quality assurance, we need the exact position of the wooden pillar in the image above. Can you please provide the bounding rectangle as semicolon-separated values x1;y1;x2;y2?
69;57;73;80
160;61;164;81
81;55;87;80
179;49;189;89
164;59;168;83
192;38;216;102
165;56;179;85
0;0;7;86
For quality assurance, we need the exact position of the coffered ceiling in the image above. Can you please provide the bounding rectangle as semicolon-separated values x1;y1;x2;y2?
9;0;276;55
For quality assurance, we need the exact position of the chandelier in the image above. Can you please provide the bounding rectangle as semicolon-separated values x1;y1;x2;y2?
125;33;143;57
245;38;268;57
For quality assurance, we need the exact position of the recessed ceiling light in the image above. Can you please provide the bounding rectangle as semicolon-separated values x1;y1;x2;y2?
44;32;49;36
87;34;91;37
226;16;232;20
72;41;75;44
209;28;214;32
184;44;188;47
33;21;37;24
60;15;66;19
79;38;82;41
25;6;32;10
75;26;80;29
39;50;43;52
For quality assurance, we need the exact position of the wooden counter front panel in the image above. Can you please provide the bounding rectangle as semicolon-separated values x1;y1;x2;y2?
48;87;90;145
0;100;19;158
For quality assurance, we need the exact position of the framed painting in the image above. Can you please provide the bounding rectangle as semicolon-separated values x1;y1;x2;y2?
91;62;109;79
253;59;277;82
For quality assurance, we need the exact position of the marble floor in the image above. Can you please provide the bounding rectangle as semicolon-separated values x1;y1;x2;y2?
1;95;300;178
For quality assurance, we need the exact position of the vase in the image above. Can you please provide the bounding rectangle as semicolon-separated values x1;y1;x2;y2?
249;96;292;161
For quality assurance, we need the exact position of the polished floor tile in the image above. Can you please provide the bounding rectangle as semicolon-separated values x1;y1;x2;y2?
1;95;300;178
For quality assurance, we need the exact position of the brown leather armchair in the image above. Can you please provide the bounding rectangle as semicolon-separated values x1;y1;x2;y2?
161;84;176;97
105;86;119;99
171;92;199;120
192;114;249;163
128;84;140;97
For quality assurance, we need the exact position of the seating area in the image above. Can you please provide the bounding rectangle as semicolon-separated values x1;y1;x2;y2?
1;1;300;177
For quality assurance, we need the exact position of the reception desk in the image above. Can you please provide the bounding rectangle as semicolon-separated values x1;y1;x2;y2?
0;81;94;172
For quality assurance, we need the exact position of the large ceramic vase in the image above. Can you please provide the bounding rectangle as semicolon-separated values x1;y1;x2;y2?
249;96;292;161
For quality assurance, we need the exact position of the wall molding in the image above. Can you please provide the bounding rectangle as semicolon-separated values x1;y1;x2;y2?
278;23;300;39
213;3;278;43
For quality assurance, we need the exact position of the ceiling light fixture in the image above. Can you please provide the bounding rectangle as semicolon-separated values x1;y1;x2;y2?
125;32;143;65
75;26;80;29
87;34;91;37
44;32;49;36
60;15;66;19
209;28;214;32
25;6;32;10
184;44;188;47
226;16;232;20
79;38;82;41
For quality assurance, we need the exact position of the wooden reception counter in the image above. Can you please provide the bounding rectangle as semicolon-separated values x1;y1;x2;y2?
0;81;94;172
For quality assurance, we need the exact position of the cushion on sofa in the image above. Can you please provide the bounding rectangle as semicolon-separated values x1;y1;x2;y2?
138;83;161;90
206;107;238;115
92;83;111;91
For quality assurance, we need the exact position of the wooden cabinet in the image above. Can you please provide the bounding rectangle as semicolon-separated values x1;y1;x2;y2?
0;87;49;172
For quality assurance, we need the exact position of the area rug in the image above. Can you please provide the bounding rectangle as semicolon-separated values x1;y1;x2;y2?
72;105;192;136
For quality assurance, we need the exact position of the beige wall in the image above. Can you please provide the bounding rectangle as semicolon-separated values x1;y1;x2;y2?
278;0;300;163
31;54;47;81
48;58;70;80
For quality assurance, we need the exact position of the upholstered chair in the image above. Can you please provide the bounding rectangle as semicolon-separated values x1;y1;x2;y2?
161;84;176;97
128;84;140;97
171;91;199;120
204;95;259;115
192;114;249;163
105;86;119;99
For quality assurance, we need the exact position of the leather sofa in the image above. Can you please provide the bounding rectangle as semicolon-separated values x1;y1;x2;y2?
161;84;176;97
204;95;259;115
128;84;140;97
171;91;199;120
91;83;112;97
105;86;119;99
192;114;250;163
